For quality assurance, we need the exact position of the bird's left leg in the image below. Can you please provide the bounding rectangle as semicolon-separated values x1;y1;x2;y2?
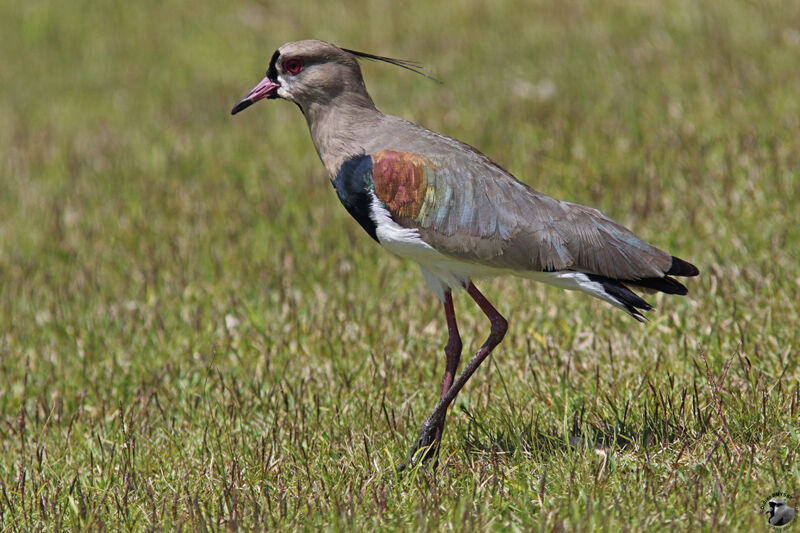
405;282;507;468
439;290;463;400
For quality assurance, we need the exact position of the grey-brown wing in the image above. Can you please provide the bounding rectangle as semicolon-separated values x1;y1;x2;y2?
371;148;674;280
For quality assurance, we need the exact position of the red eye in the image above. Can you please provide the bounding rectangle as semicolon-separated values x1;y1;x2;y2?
284;58;304;75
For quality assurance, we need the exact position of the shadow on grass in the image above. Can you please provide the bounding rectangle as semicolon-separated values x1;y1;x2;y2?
456;397;704;460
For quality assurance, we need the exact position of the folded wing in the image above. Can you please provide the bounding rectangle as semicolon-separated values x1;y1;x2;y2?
370;149;697;285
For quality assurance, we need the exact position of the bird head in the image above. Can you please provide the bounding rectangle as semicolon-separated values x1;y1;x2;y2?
231;39;433;116
767;498;785;520
770;498;787;509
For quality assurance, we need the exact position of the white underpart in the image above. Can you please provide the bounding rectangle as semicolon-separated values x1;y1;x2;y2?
368;193;474;300
368;193;628;311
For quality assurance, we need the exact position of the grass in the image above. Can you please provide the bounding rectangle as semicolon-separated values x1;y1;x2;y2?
1;0;799;530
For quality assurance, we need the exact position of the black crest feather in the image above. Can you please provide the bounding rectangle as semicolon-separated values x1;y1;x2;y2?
341;48;440;83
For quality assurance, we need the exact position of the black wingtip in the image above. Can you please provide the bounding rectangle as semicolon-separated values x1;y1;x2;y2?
586;274;653;321
627;256;697;296
583;256;696;320
667;256;699;277
630;275;688;295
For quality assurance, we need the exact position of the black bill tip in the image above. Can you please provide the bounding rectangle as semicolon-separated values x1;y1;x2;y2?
231;98;254;115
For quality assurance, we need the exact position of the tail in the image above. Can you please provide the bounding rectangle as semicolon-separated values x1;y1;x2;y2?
586;256;699;321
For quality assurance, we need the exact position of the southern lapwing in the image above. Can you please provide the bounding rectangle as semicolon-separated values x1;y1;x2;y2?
231;40;699;467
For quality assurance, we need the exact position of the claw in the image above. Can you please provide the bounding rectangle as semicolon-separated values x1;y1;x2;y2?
403;414;445;469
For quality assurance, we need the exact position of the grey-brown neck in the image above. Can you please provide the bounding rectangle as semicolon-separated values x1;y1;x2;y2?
303;92;386;178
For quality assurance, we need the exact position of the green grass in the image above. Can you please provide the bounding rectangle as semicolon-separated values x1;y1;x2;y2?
2;0;799;530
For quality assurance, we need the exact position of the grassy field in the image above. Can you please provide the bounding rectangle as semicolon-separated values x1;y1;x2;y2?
2;0;799;530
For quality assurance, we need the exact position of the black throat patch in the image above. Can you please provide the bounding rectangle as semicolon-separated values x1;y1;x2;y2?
331;155;379;242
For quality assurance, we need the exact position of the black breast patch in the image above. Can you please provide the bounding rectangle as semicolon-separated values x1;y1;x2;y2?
331;154;379;242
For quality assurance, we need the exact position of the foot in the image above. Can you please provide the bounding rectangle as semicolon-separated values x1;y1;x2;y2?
397;413;445;472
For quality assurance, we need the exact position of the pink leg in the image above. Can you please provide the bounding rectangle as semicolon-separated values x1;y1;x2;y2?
403;282;508;468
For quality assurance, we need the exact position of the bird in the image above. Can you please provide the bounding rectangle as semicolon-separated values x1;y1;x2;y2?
768;498;795;526
231;39;699;468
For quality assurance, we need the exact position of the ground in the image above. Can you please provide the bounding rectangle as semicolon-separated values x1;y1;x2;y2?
1;0;799;530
